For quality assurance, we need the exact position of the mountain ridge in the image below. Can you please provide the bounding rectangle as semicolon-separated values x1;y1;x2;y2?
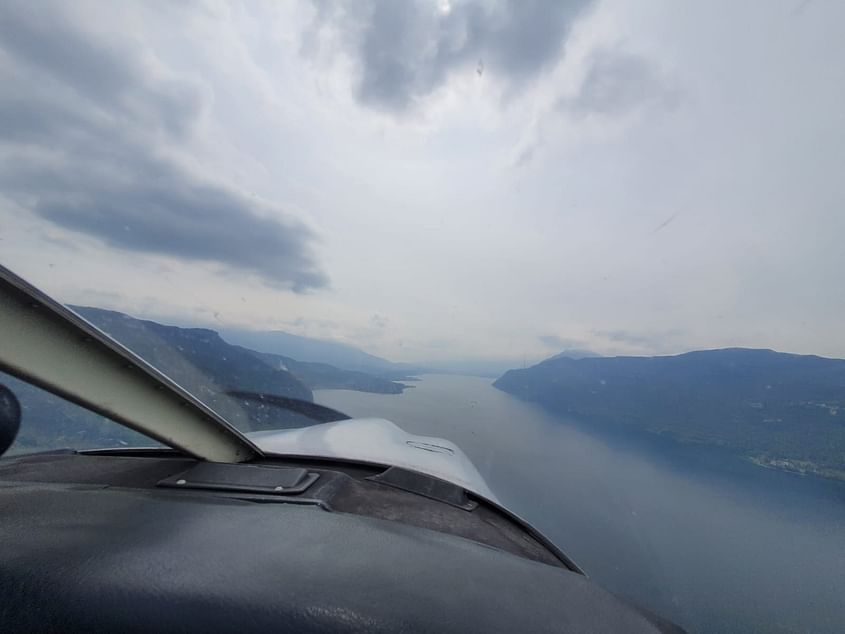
494;347;845;480
219;327;422;379
70;306;409;430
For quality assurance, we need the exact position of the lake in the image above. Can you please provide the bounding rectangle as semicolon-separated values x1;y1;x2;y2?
316;374;845;634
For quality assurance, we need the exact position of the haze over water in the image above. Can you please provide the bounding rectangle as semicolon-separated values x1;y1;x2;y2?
317;374;845;634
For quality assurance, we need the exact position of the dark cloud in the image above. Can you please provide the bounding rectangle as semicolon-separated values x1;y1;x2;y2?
13;159;327;292
561;49;681;117
0;2;202;140
0;0;327;291
310;0;594;112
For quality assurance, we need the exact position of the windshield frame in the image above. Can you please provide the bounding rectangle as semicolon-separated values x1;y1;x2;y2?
0;264;262;463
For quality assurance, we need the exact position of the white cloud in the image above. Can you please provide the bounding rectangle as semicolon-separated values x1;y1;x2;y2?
2;0;845;362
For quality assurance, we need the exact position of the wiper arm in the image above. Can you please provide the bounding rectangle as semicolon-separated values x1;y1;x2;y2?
0;264;262;463
227;391;350;424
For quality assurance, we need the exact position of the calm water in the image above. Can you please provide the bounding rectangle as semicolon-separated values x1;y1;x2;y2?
316;374;845;634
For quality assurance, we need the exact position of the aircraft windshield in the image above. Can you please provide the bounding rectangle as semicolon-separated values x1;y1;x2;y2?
2;1;844;632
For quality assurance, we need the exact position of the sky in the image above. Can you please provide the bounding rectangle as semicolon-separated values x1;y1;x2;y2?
1;0;844;363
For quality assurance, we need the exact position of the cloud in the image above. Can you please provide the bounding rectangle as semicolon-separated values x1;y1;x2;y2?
309;0;594;112
561;49;681;117
538;334;583;349
0;0;327;291
512;46;681;168
369;314;389;330
592;328;686;353
0;2;202;140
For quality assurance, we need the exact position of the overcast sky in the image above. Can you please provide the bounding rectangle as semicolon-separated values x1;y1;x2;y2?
2;0;844;363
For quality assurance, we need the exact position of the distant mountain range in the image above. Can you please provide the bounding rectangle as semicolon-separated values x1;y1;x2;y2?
418;359;537;379
220;328;422;379
410;351;601;379
17;306;844;481
70;307;410;430
494;348;845;480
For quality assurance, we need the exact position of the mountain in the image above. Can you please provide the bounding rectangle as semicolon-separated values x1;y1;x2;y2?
71;307;407;431
72;306;314;431
247;351;407;395
220;328;421;379
421;351;601;378
494;348;845;480
419;359;533;378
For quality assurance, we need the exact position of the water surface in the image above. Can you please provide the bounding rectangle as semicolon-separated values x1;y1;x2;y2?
316;374;845;634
